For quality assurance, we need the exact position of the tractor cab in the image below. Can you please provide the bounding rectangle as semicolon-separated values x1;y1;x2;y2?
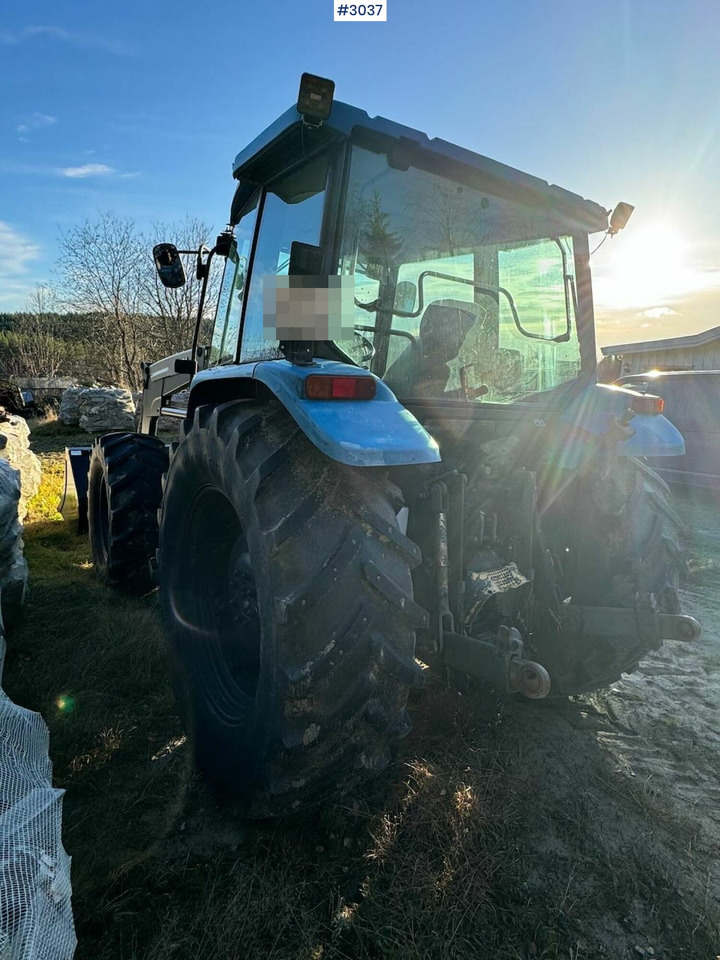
217;74;611;413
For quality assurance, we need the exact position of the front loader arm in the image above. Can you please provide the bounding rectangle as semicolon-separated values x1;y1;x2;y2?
139;350;196;435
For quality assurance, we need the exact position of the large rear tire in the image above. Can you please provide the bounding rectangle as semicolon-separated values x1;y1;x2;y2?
537;457;683;695
158;400;425;818
87;433;168;593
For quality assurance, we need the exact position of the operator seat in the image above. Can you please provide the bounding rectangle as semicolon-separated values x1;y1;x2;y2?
384;299;479;398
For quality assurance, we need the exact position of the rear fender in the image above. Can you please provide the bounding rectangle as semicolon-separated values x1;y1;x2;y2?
557;383;685;466
188;359;441;467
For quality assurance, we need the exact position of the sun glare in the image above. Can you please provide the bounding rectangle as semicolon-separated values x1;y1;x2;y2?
597;223;693;310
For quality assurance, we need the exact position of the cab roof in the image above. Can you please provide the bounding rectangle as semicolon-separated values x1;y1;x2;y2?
232;100;610;234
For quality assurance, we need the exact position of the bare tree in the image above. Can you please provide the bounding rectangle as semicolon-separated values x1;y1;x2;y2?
55;212;149;390
140;216;221;358
11;285;67;378
55;212;221;391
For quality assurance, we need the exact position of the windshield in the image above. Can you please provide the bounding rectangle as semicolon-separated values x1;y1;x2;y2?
334;146;585;403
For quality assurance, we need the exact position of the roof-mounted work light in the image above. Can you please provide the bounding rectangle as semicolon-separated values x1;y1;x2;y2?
609;202;635;235
297;73;335;125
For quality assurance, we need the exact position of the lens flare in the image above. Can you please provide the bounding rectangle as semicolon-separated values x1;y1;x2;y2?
55;694;75;714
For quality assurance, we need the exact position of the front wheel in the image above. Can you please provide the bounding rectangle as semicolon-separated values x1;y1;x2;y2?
158;400;426;817
87;433;168;593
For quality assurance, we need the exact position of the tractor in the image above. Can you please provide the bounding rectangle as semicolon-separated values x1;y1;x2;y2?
64;74;700;817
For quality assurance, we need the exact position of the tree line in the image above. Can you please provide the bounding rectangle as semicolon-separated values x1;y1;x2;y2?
1;213;221;392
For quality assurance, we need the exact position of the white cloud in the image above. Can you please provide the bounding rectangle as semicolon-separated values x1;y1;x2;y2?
0;159;134;180
636;306;680;320
16;112;57;136
0;25;130;56
60;163;115;178
0;222;43;307
0;222;41;273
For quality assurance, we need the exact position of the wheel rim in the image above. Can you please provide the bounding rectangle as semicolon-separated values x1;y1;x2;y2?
90;463;110;568
171;485;262;723
98;480;109;557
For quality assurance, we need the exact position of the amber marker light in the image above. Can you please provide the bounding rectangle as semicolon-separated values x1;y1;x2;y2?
631;393;664;415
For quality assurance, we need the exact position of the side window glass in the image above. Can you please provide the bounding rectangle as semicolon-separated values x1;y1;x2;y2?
240;155;329;362
208;191;259;366
339;270;379;369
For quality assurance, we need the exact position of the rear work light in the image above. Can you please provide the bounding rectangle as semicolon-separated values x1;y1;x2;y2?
305;375;376;400
631;393;664;415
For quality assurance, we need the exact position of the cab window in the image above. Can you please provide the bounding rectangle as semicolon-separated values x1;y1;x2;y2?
209;190;260;366
240;154;329;362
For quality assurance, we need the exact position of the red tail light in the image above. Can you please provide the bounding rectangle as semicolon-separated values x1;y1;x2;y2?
631;393;664;415
305;375;377;400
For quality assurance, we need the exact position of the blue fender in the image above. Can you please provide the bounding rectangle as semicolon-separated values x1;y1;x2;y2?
189;359;441;467
558;383;685;465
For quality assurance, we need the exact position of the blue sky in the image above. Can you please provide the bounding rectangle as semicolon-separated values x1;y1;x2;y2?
1;0;718;345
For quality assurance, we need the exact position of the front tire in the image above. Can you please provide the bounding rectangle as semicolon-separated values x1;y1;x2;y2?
87;433;168;593
158;400;425;817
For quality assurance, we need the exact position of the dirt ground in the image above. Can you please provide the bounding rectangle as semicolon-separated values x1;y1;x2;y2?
493;485;720;959
4;425;720;959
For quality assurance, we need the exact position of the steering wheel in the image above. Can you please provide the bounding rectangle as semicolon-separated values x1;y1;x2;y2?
353;329;376;364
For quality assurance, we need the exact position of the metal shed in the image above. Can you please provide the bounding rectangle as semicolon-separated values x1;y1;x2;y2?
601;325;720;377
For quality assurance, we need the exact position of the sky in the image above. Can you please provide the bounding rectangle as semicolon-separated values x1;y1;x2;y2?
1;0;719;348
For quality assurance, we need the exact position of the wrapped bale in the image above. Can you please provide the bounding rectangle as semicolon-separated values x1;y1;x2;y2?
0;444;75;956
0;459;27;628
0;639;76;960
58;387;83;427
0;416;42;523
78;387;136;435
132;391;143;432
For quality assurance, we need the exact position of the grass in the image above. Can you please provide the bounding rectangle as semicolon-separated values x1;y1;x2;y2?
3;420;719;959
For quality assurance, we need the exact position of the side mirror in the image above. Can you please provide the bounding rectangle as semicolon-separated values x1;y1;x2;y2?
215;230;236;259
394;280;417;313
288;241;325;276
153;243;186;288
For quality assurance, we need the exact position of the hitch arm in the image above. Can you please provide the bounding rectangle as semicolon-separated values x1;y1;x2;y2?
442;628;552;699
556;604;702;644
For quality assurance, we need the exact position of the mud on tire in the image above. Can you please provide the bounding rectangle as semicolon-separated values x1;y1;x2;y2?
538;457;684;695
158;400;426;818
88;433;168;593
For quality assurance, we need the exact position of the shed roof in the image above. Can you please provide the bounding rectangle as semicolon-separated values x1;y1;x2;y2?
601;324;720;356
